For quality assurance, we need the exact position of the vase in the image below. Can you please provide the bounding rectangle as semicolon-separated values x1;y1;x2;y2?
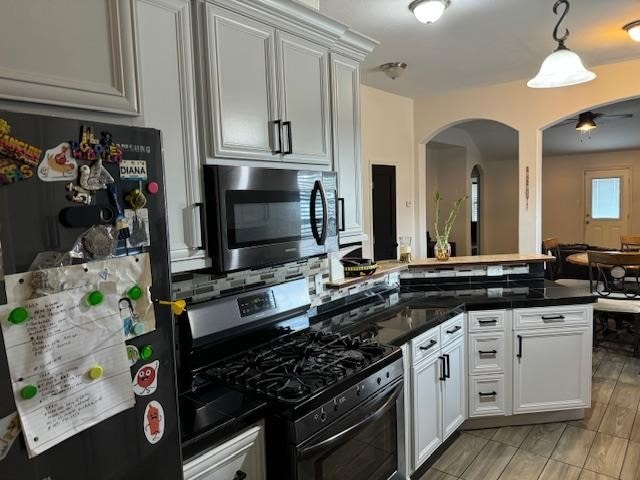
434;242;451;261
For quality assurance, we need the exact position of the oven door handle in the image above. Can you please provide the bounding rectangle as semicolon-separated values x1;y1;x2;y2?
310;180;328;246
298;383;402;458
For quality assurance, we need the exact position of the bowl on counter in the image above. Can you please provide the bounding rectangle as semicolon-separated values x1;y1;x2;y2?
341;258;378;277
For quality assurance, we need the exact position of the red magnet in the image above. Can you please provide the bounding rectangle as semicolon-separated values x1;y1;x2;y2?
147;181;159;195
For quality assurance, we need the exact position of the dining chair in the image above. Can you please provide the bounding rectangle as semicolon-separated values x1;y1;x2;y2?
542;237;590;289
621;235;640;252
587;251;640;355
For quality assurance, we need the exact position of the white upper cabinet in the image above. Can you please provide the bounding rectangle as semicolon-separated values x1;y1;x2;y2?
276;32;331;165
331;54;364;243
136;0;210;273
204;5;279;161
0;0;139;115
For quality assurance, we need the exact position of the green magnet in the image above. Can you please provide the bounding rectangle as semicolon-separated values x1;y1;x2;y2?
86;290;104;307
21;384;38;400
140;345;153;361
8;307;29;324
128;285;143;301
132;323;145;336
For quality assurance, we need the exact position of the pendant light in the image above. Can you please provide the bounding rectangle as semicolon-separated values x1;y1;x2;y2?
380;62;408;80
528;0;596;89
623;21;640;42
409;0;450;24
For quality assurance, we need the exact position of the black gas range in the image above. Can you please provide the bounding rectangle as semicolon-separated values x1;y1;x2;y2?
178;279;405;480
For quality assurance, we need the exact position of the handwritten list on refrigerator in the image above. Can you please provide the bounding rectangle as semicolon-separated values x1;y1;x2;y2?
0;286;134;456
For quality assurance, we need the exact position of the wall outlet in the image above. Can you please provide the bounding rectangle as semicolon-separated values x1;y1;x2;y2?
314;273;324;295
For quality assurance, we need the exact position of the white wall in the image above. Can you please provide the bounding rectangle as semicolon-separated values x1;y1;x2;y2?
542;149;640;243
360;85;415;260
484;159;519;253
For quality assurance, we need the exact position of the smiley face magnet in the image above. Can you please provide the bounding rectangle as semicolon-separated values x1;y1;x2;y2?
132;360;159;396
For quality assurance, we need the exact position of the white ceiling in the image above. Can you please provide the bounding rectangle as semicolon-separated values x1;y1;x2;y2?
319;0;640;98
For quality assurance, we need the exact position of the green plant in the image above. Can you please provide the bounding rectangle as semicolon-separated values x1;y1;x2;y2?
433;192;469;248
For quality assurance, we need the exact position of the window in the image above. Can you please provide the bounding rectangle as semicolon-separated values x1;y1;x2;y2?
591;177;621;219
471;180;479;222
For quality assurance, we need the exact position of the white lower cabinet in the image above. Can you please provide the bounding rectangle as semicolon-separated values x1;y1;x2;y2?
183;423;266;480
513;327;591;413
469;375;506;417
409;314;466;473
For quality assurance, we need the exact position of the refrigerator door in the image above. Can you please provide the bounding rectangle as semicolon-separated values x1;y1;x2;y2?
0;111;182;479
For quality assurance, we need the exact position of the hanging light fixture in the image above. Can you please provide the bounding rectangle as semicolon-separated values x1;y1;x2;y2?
409;0;450;24
623;20;640;42
527;0;596;89
380;62;408;80
575;112;597;132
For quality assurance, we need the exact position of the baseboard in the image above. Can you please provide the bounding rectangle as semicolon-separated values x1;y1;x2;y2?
461;409;585;430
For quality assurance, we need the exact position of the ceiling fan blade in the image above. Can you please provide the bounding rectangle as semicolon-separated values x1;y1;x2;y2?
552;119;578;127
597;114;634;124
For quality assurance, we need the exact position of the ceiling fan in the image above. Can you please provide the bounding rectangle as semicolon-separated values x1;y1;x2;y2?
554;110;634;134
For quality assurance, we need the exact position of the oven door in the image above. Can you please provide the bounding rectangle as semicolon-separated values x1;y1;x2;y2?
296;381;404;480
205;166;338;272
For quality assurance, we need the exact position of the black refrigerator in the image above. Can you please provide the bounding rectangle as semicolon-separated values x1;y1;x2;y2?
0;110;182;479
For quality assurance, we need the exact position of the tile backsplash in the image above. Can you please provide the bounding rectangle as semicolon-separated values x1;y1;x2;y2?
172;255;397;308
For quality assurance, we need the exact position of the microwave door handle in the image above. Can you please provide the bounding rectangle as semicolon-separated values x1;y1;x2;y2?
310;181;321;244
318;181;328;245
310;180;328;245
298;383;402;458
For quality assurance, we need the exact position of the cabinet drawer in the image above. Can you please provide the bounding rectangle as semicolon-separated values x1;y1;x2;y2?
468;333;505;375
468;310;506;332
411;327;441;364
469;375;506;418
513;305;590;330
441;314;464;347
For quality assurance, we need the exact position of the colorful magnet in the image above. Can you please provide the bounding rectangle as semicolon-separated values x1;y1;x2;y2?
7;307;28;325
127;345;140;367
38;142;77;182
119;160;148;181
79;158;114;191
128;285;143;301
147;181;159;194
89;365;104;380
20;385;38;400
139;345;154;361
0;118;42;166
132;323;145;336
125;188;147;210
125;209;150;248
0;157;34;186
143;400;165;444
65;182;92;205
69;126;123;164
133;360;159;396
86;290;104;307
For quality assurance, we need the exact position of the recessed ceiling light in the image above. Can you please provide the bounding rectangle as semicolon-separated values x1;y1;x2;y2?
623;20;640;42
380;62;408;80
528;0;596;89
409;0;451;24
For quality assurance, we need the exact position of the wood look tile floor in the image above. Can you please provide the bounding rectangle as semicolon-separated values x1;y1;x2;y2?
420;348;640;480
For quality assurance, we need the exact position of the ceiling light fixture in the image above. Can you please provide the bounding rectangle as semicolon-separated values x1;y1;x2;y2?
527;0;596;89
575;112;597;132
380;62;407;80
623;20;640;42
409;0;450;24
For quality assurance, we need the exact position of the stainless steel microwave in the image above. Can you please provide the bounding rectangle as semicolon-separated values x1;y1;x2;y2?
203;165;338;273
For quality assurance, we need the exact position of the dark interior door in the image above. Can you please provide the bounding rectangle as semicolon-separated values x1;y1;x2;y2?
372;165;397;261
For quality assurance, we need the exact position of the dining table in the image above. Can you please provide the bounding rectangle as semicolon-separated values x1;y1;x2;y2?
566;251;640;269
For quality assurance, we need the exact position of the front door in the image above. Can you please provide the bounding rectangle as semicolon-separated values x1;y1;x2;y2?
372;165;397;260
584;169;630;248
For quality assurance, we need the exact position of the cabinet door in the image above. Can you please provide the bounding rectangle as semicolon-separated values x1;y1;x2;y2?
331;54;364;243
412;354;444;470
276;31;331;165
513;327;591;414
205;5;279;161
136;0;210;272
184;424;266;480
442;339;466;439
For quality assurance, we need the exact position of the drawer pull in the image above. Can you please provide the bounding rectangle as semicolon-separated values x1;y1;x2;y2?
478;391;497;397
517;335;523;358
478;349;498;355
541;315;565;321
233;471;247;480
478;319;498;325
446;325;462;334
419;339;438;351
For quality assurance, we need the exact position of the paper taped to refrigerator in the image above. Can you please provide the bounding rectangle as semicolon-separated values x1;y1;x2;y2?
0;287;135;456
4;253;156;339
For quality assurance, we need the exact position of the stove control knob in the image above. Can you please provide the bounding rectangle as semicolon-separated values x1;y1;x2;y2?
319;408;327;422
377;377;382;385
333;399;339;411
